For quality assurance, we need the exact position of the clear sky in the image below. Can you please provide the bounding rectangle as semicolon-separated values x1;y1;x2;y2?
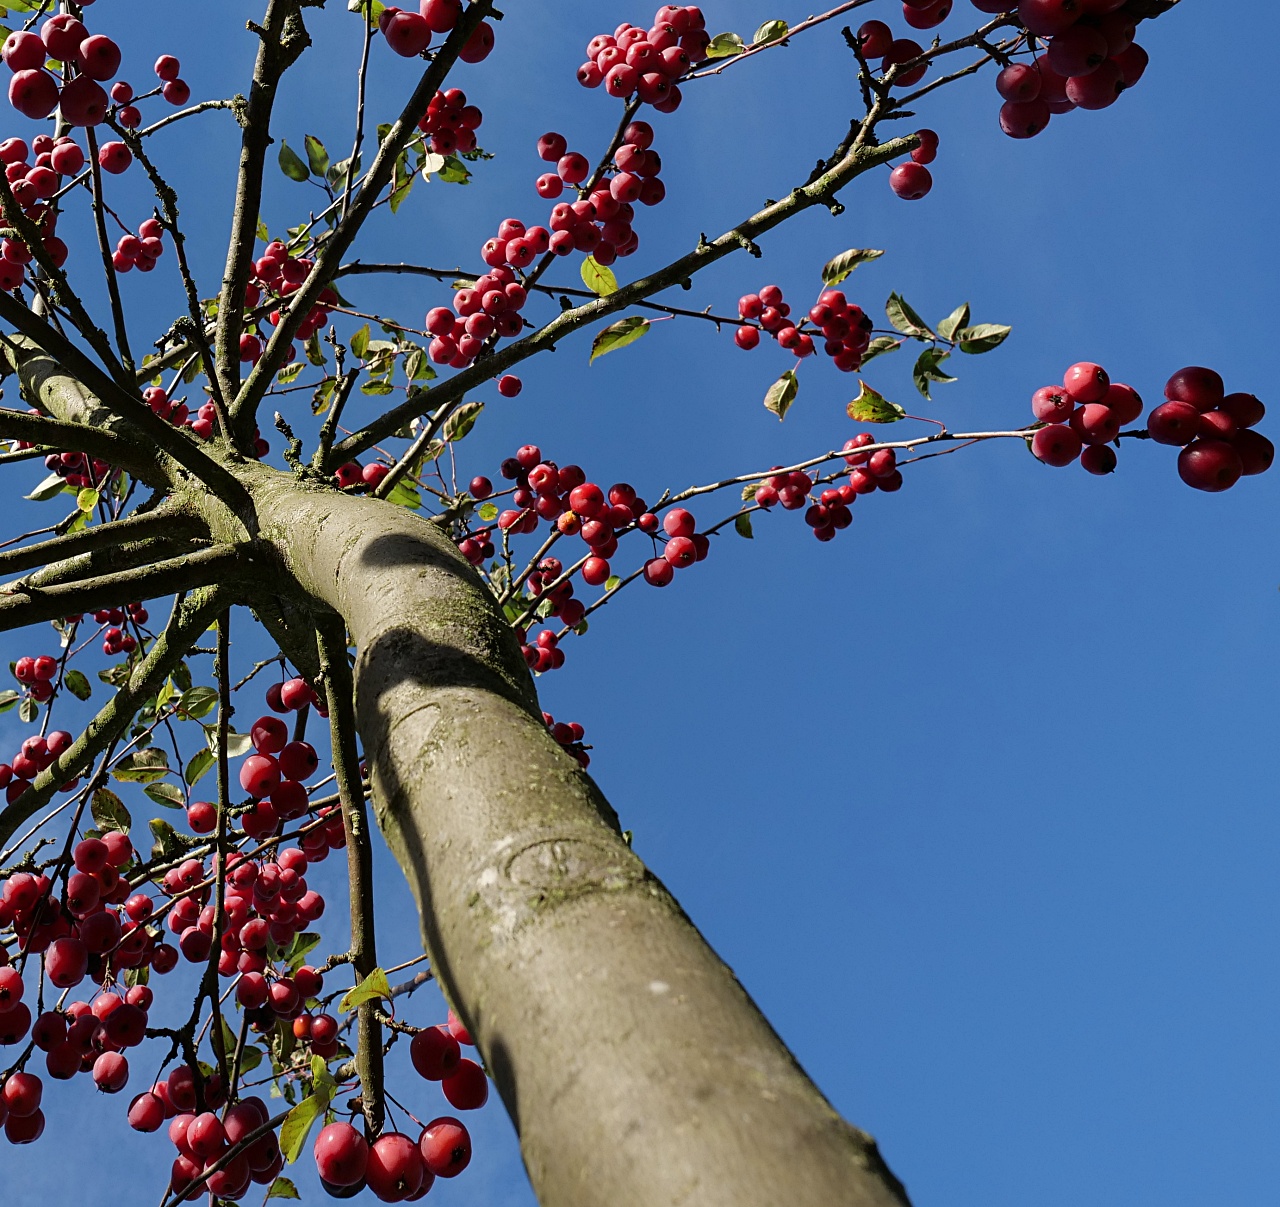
2;3;1277;1205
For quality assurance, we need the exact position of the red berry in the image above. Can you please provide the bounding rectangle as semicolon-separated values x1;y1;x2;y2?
889;161;932;200
1147;401;1201;446
419;1116;471;1177
366;1132;427;1201
314;1122;369;1187
1177;440;1243;493
1031;424;1082;467
1164;365;1225;412
441;1057;489;1110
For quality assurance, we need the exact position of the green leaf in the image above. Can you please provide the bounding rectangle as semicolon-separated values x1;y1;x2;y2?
280;1087;332;1164
339;967;392;1013
477;501;498;521
347;0;386;24
580;256;618;298
18;696;36;723
303;134;329;178
76;487;99;512
305;334;327;367
286;932;321;972
268;1177;302;1200
256;216;270;243
443;401;483;443
325;153;360;191
734;512;754;539
144;782;185;810
859;336;902;365
741;482;761;501
763;368;799;421
176;685;219;720
124;965;149;988
0;689;19;714
912;348;957;400
112;748;170;784
937;302;970;343
753;18;789;45
91;788;131;834
821;247;884;286
184;747;215;787
239;1044;263;1074
847;381;907;424
885;292;936;340
705;31;745;58
360;379;393;395
389;151;415;214
64;669;91;701
277;361;304;385
590;316;650;363
956;322;1012;354
148;817;191;861
350;324;371;360
385;479;421;509
25;473;67;502
437;154;471;185
278;140;310;182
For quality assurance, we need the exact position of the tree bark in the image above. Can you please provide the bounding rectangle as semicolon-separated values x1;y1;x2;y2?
248;469;911;1207
11;343;910;1206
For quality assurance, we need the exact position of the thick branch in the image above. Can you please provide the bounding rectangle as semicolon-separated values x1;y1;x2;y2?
0;506;205;578
0;585;229;850
333;132;916;464
212;0;314;406
0;405;164;484
318;614;385;1136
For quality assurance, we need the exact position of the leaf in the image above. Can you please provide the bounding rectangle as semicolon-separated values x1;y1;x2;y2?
124;965;149;988
912;348;957;400
763;368;799;421
278;140;310;182
18;696;36;723
347;0;386;24
325;153;360;191
91;788;131;834
268;1177;302;1200
885;292;936;340
287;932;322;972
956;323;1012;354
256;216;270;243
184;747;214;787
224;731;254;759
443;401;483;443
753;19;789;44
339;967;392;1013
303;134;329;178
64;669;91;701
277;361;304;385
821;247;884;286
176;685;219;720
419;151;446;179
239;1044;263;1074
76;487;99;512
580;256;618;297
149;818;190;861
735;512;754;539
847;381;907;424
385;480;421;509
705;31;745;58
25;473;67;502
590;316;650;363
350;324;371;359
359;380;393;395
112;748;170;784
741;482;761;501
144;782;185;809
280;1087;332;1164
937;302;970;342
0;689;18;714
305;334;327;367
859;336;902;365
477;501;498;521
437;154;471;185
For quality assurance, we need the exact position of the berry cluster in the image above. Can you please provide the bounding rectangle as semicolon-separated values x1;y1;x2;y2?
378;0;494;64
417;86;483;156
1148;368;1273;492
0;729;74;801
240;240;339;365
1031;362;1273;490
97;601;148;655
37;447;115;491
111;216;167;274
152;1089;284;1199
575;6;710;109
735;284;874;370
543;711;591;769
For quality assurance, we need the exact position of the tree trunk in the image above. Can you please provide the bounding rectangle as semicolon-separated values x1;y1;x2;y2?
249;469;910;1207
11;345;910;1205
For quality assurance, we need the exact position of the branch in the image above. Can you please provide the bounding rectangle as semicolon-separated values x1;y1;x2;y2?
0;505;205;577
0;542;260;631
230;0;497;433
0;405;164;483
317;613;385;1136
212;0;315;407
0;584;230;851
83;127;135;371
334;132;917;464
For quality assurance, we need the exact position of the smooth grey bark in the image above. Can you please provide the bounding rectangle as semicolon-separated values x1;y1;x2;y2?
12;347;910;1206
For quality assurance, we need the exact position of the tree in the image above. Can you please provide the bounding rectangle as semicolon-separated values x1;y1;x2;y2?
0;0;1268;1204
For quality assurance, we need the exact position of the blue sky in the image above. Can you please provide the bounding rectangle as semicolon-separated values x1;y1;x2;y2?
3;2;1278;1205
